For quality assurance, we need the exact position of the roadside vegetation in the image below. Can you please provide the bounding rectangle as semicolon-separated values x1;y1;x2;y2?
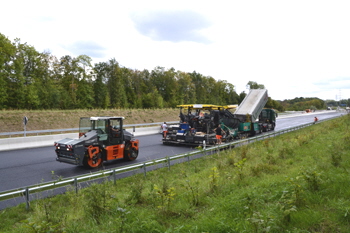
1;114;349;232
0;108;179;133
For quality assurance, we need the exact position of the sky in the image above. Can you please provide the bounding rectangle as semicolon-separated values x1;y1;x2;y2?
1;0;350;101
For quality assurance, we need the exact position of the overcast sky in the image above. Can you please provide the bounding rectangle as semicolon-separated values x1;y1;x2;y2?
2;0;350;101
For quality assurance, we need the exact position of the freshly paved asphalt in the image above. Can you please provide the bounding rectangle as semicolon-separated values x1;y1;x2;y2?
0;110;344;209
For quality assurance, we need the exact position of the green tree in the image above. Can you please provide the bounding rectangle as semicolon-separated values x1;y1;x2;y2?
32;52;61;109
176;71;196;105
93;62;109;108
142;88;164;108
74;55;94;108
150;67;178;107
190;71;207;104
239;91;247;104
106;58;127;108
6;38;33;109
0;33;16;108
266;97;285;112
58;55;78;108
246;81;265;89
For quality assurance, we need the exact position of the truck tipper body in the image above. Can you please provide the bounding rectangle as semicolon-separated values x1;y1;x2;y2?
234;89;269;122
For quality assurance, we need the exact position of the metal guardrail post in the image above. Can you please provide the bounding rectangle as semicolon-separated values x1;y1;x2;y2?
113;169;116;185
74;178;78;194
25;187;30;210
143;163;147;177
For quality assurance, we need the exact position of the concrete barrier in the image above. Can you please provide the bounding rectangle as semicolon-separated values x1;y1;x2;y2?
0;127;160;152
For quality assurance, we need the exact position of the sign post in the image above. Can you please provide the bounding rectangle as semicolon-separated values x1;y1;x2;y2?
23;116;28;137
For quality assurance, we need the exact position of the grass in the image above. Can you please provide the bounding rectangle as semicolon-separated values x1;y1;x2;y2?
0;108;179;132
1;114;350;232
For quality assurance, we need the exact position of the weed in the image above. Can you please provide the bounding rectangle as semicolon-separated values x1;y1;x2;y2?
279;143;294;159
247;211;278;233
299;168;322;191
240;145;249;159
128;181;144;204
284;177;305;208
209;166;220;191
265;152;277;165
331;151;342;167
234;158;247;180
226;156;235;166
51;171;63;182
83;182;112;224
20;218;62;233
183;179;200;207
115;207;131;233
153;183;176;212
262;139;271;148
279;189;298;224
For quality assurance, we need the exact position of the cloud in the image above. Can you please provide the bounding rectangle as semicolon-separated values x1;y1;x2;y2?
63;41;107;58
314;77;350;90
131;10;211;44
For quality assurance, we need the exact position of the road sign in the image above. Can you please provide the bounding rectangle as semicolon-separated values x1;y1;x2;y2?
23;116;28;126
23;116;28;137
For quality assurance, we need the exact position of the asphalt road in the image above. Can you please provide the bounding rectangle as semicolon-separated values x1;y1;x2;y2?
0;111;344;193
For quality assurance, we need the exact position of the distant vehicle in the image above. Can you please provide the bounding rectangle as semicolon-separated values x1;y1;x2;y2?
54;117;139;168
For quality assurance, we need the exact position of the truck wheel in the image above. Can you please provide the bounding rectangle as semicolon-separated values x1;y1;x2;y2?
83;153;102;168
124;144;138;161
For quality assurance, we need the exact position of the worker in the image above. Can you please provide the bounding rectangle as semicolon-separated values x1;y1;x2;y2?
214;124;225;144
313;116;318;124
108;125;120;137
162;122;168;139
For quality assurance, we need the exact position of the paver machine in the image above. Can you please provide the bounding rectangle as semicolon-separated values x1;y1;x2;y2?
54;116;139;168
163;89;277;146
163;104;238;146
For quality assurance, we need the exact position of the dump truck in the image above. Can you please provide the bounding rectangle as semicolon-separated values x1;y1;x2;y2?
233;89;276;137
54;116;139;168
163;89;277;146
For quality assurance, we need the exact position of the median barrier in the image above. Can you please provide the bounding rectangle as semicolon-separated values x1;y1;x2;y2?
0;126;160;152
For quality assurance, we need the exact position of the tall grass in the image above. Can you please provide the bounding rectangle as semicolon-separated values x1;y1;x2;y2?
1;114;350;232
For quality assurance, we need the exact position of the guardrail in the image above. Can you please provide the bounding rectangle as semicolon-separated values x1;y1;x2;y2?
0;115;342;210
0;121;179;137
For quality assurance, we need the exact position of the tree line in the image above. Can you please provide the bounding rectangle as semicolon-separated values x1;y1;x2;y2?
7;33;330;112
0;33;250;110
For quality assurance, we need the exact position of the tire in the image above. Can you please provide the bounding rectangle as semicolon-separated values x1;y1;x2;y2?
83;153;102;168
124;143;138;161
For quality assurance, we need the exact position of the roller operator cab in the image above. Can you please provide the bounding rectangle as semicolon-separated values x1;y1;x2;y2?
54;117;139;168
